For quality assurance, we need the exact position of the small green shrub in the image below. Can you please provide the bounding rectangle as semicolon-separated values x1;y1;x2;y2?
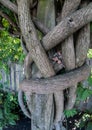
0;84;19;130
64;108;77;118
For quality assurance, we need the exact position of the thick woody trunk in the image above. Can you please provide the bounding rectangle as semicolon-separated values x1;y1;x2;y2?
30;1;56;130
0;1;91;130
16;1;91;130
17;0;57;130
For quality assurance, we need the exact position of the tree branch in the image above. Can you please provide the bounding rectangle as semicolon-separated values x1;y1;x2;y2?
42;3;92;51
32;17;49;35
0;0;49;35
1;1;92;48
17;0;55;78
20;64;90;94
0;0;18;14
75;1;90;68
61;0;81;111
23;3;92;79
18;90;31;119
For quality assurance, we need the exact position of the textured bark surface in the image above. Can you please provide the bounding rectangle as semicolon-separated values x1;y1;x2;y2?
20;64;90;94
24;52;33;79
18;90;31;119
76;24;90;67
61;35;75;70
17;0;55;78
24;52;64;79
75;0;90;69
1;0;92;52
0;0;18;14
0;0;92;52
42;3;92;50
17;1;56;130
54;91;64;123
30;1;56;130
0;1;92;130
61;0;81;110
61;0;81;19
30;94;53;130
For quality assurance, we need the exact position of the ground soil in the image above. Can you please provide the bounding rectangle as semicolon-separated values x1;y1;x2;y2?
3;113;85;130
3;117;31;130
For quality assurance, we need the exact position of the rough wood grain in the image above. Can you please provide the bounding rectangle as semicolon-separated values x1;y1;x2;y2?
19;64;90;94
18;90;31;119
42;3;92;50
17;0;55;78
30;1;56;130
1;0;92;51
54;91;64;124
0;0;49;35
76;24;90;67
61;0;81;110
17;2;56;130
0;0;18;14
76;0;90;68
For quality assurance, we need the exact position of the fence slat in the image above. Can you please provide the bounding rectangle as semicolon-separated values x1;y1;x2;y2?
0;63;24;92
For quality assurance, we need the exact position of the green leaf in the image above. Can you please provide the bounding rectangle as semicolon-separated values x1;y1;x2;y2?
86;122;92;130
88;75;92;86
2;18;10;28
0;109;3;119
0;74;2;80
81;89;90;101
87;49;92;58
64;109;77;118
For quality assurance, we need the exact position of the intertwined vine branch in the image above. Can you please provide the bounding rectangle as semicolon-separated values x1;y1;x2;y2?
0;1;91;130
18;1;91;129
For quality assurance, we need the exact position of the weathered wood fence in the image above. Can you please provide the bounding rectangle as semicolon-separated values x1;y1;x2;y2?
0;63;24;92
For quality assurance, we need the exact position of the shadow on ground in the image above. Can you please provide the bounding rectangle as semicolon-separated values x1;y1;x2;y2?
3;117;31;130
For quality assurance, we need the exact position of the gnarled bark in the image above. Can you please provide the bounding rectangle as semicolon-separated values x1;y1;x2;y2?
0;0;18;14
20;64;90;94
1;1;91;130
30;1;56;130
17;1;56;130
61;0;81;110
0;1;92;51
42;3;92;51
18;90;31;119
76;1;90;66
17;0;55;78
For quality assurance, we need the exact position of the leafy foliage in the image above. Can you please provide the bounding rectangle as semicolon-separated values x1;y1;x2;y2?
64;109;77;118
0;13;24;130
87;49;92;59
0;84;19;129
64;72;92;118
0;29;25;63
0;18;25;73
86;122;92;130
76;84;92;102
76;113;92;130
